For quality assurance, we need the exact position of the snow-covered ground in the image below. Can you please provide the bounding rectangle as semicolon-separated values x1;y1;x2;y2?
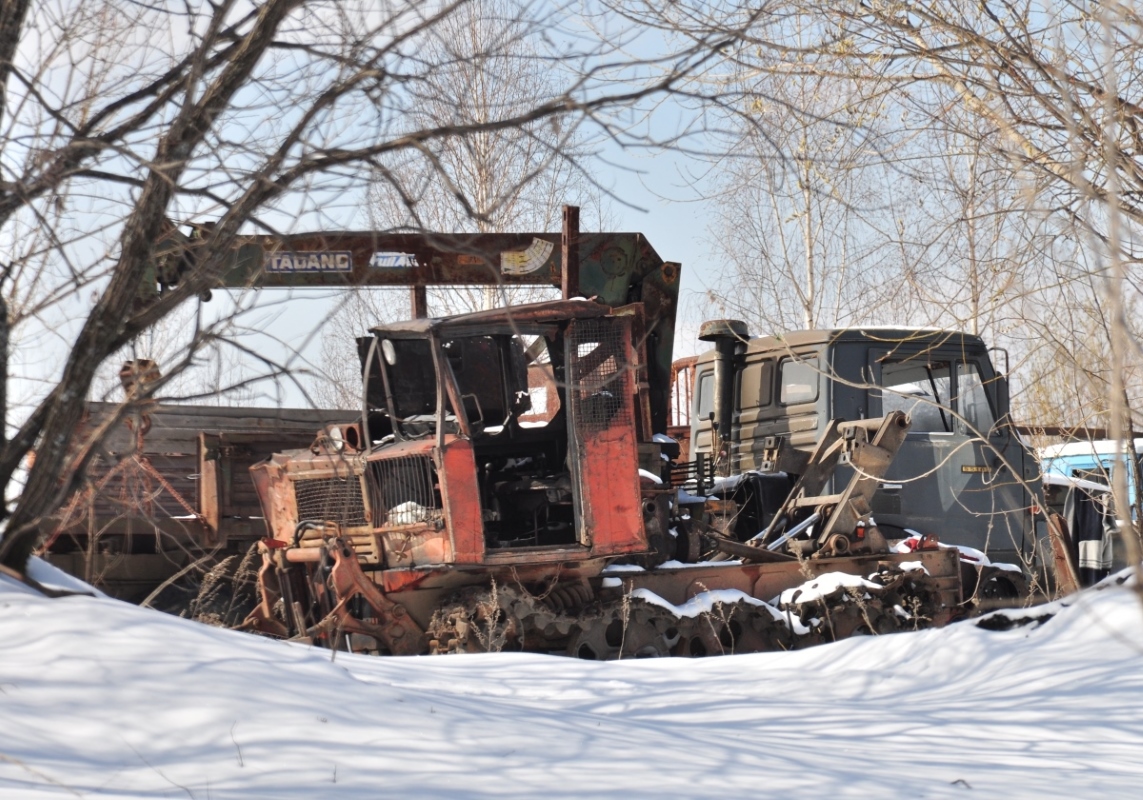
3;560;1143;799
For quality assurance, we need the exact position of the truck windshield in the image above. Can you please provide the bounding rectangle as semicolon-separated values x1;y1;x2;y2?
377;332;560;439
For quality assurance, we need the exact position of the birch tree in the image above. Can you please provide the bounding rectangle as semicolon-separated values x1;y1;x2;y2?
703;59;924;332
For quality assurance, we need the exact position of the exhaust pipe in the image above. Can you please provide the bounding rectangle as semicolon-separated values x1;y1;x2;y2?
698;319;750;443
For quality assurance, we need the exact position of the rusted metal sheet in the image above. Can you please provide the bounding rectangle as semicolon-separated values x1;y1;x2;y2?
1046;512;1081;595
561;204;579;299
250;454;300;544
370;297;609;337
605;548;962;626
242;549;288;639
324;538;426;655
381;568;442;594
437;438;483;564
222;230;662;295
566;315;645;555
379;525;450;569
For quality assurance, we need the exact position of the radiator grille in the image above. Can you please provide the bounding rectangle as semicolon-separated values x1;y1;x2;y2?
368;454;442;527
568;318;632;431
293;475;368;528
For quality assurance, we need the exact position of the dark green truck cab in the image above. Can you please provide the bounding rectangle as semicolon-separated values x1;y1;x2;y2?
689;327;1041;568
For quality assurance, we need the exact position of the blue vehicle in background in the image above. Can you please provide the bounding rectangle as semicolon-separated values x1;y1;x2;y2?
1039;439;1140;584
1039;438;1143;509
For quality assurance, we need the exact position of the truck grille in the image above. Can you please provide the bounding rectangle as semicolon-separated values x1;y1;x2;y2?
367;454;442;527
293;476;368;528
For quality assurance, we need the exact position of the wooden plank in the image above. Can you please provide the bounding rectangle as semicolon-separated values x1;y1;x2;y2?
52;403;361;547
78;402;357;455
86;401;356;426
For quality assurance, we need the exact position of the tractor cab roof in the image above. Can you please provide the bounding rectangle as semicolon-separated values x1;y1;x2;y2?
369;298;609;339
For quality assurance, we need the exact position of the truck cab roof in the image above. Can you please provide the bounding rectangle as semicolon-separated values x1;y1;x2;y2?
369;298;606;339
736;327;987;354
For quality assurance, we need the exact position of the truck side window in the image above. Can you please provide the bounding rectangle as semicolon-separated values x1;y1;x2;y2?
780;358;819;405
738;360;773;409
696;371;714;420
955;361;996;433
880;361;952;432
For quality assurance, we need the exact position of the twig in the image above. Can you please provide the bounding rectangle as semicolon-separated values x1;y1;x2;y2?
230;722;244;768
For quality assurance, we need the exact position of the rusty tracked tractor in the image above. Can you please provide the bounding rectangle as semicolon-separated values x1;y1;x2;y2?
241;299;961;658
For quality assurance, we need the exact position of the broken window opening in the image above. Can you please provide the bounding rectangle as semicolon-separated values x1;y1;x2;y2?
440;329;576;550
377;337;443;440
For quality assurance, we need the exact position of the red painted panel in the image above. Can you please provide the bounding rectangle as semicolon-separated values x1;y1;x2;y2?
381;568;436;593
439;437;484;563
581;425;645;554
567;317;646;557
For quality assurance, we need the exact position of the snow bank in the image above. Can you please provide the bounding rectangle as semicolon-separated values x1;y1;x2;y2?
24;557;108;597
2;560;1143;798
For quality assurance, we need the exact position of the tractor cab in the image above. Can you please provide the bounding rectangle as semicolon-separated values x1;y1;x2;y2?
252;300;656;574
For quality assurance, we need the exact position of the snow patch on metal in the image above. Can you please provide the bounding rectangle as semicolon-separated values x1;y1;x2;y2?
629;588;786;621
778;572;881;605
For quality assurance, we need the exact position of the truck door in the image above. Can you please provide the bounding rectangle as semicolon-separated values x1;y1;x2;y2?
869;349;1030;563
565;316;644;554
691;366;715;459
869;353;957;542
953;359;1033;563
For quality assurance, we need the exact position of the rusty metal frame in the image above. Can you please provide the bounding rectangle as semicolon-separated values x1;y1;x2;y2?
749;413;911;558
320;536;426;655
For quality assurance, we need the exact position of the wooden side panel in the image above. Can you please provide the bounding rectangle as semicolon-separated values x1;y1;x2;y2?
198;433;222;544
56;403;356;547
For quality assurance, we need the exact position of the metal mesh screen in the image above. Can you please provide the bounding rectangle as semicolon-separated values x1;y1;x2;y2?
293;475;368;528
368;454;442;527
568;318;632;431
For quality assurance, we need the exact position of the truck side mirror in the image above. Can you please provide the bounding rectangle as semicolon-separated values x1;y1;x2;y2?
987;346;1011;425
995;375;1010;423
